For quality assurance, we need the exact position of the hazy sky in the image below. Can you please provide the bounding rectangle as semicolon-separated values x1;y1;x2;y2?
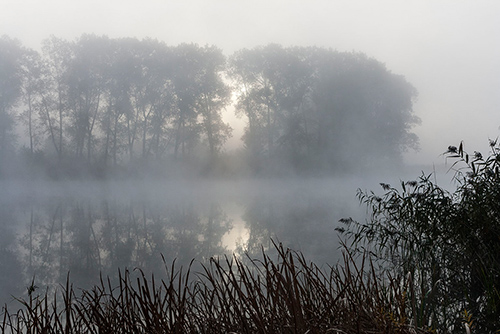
2;0;500;165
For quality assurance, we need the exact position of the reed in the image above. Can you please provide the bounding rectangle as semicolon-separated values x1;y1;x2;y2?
338;141;500;333
1;241;429;334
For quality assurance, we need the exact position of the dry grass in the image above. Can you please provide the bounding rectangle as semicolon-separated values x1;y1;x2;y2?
2;241;431;334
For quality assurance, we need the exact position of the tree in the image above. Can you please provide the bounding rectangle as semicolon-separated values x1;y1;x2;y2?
230;45;419;174
304;49;420;171
195;45;232;158
0;36;24;165
66;35;110;165
40;36;73;161
269;47;314;169
170;44;203;159
340;141;500;332
19;48;46;156
171;44;232;160
229;45;289;161
130;39;176;161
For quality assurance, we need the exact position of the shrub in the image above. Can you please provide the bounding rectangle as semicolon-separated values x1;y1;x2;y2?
339;141;500;333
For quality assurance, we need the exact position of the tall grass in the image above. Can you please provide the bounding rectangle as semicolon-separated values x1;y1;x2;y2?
2;241;429;333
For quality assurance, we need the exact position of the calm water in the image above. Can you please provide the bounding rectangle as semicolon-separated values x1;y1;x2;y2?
1;173;426;306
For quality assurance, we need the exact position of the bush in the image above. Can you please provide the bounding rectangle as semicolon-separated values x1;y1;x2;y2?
339;140;500;333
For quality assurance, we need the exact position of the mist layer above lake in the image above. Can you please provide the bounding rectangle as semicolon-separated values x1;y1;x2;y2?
0;167;445;306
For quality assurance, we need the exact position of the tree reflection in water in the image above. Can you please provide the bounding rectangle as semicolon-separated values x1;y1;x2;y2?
13;196;232;295
1;179;362;306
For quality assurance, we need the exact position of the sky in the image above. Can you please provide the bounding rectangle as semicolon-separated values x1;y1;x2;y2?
1;0;500;165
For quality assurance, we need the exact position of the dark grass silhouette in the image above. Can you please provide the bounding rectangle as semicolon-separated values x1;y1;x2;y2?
1;241;430;334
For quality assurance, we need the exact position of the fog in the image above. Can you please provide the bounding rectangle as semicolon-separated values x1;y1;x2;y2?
0;173;412;304
3;1;500;164
0;167;452;306
1;0;499;307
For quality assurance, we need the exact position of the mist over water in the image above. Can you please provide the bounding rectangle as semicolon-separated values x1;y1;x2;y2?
0;3;498;331
0;161;453;307
0;31;466;310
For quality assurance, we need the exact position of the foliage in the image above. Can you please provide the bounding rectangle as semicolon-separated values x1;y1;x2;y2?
1;35;419;178
0;35;235;179
0;35;25;163
229;45;419;174
339;141;500;333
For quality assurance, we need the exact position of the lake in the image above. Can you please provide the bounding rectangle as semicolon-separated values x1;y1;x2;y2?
0;168;440;306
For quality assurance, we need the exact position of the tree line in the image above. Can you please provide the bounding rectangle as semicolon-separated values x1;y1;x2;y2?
0;35;419;178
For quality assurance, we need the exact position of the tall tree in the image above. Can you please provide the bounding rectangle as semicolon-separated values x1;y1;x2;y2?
195;45;232;158
0;36;24;162
131;39;176;161
169;44;232;161
40;36;73;160
66;35;110;165
230;45;419;173
229;45;286;159
19;48;46;156
309;50;419;170
102;37;141;165
170;44;204;159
